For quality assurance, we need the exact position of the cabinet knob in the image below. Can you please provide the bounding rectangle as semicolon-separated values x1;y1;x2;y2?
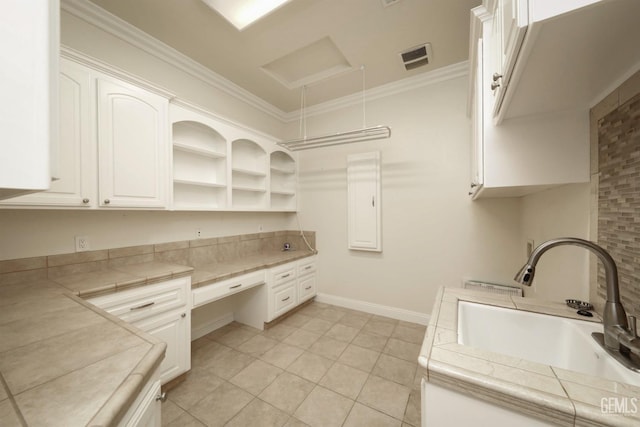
492;73;503;82
470;183;477;188
82;198;90;204
181;313;186;318
468;192;474;196
103;199;111;205
155;392;167;402
491;82;500;91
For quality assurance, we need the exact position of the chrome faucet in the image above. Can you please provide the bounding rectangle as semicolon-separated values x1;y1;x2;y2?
514;237;640;372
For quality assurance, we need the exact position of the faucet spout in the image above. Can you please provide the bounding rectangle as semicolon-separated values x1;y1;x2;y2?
514;238;630;351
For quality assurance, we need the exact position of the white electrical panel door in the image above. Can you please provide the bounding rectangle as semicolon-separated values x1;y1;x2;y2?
347;152;381;252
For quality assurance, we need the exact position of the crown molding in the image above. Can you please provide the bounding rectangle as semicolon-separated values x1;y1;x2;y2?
61;0;469;125
60;0;288;122
282;61;469;122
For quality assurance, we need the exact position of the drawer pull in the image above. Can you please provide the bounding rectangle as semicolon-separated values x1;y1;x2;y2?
304;266;312;270
305;286;312;290
230;284;242;289
130;301;155;311
282;296;290;302
281;273;291;279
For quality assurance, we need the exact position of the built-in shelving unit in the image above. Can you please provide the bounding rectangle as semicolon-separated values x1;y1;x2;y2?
172;120;227;210
232;139;267;209
270;151;296;211
169;101;297;212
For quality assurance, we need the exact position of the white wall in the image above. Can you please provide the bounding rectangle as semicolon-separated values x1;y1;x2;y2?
0;210;295;260
292;76;524;315
518;184;591;301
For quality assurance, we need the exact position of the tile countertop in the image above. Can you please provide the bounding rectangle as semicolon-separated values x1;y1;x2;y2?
0;278;165;427
52;250;316;297
0;250;316;426
419;287;640;427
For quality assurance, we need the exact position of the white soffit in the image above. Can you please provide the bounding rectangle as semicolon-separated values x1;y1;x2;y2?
261;37;353;89
200;0;293;31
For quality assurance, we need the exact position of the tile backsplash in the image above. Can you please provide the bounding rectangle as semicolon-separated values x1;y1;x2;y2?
0;230;315;286
590;70;640;318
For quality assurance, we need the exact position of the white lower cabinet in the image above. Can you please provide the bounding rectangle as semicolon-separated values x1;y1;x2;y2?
88;277;191;385
267;256;317;322
271;281;297;320
119;369;162;427
298;274;316;304
133;309;189;385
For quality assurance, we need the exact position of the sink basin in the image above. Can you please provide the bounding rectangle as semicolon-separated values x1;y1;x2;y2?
457;301;640;386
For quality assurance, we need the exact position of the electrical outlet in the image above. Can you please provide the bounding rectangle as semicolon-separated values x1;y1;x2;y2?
196;228;202;238
75;235;90;252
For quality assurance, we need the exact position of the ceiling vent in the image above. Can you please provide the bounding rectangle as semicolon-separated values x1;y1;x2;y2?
400;43;432;71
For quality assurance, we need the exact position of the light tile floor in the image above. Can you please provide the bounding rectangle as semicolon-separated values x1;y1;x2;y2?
162;301;426;427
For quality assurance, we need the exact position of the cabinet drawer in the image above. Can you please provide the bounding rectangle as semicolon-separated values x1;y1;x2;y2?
273;283;297;318
88;276;190;323
297;258;316;276
193;270;265;308
298;274;316;303
271;262;297;286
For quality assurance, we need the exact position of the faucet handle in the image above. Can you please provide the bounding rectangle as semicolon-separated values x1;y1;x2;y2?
628;316;637;338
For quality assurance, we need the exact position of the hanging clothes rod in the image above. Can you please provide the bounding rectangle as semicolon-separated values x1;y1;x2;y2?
278;65;391;151
277;125;391;151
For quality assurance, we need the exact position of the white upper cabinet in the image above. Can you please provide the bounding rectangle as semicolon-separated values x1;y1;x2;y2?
491;0;640;123
468;3;589;198
347;152;381;252
1;58;93;207
489;0;528;116
169;101;297;212
1;56;172;209
0;50;296;212
0;0;59;200
97;77;169;208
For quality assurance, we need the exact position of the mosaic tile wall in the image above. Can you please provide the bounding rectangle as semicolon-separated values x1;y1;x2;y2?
597;92;640;318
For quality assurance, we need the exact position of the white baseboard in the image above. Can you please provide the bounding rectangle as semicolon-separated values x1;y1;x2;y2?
315;293;430;325
191;312;234;341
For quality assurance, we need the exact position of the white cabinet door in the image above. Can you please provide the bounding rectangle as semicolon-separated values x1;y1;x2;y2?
470;38;484;197
88;278;191;385
134;309;190;385
0;0;58;200
1;59;94;207
97;77;169;208
271;282;297;320
347;152;381;252
491;0;527;114
298;273;316;304
119;372;161;427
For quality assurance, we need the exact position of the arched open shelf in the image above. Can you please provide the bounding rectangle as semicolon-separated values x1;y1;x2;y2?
172;120;227;209
231;139;267;209
270;150;296;211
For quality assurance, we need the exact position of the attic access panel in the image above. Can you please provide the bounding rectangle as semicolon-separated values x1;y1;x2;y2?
261;37;352;89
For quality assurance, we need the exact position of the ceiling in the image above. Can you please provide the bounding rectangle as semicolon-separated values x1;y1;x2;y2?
89;0;481;113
